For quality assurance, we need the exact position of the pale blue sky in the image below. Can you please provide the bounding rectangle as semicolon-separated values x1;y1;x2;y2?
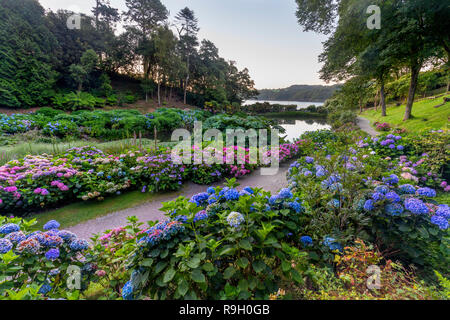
39;0;328;89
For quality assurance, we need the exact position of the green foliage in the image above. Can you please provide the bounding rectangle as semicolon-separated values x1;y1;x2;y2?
0;216;89;300
0;0;57;108
52;92;103;111
125;182;309;300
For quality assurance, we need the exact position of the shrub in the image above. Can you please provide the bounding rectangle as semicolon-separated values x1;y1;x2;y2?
0;217;90;299
122;180;308;300
52;92;98;111
42;120;79;138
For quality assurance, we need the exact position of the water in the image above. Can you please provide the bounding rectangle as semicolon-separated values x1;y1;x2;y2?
269;117;331;142
243;100;325;110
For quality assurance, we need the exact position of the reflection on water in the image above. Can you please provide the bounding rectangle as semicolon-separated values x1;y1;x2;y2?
243;100;325;110
271;118;330;142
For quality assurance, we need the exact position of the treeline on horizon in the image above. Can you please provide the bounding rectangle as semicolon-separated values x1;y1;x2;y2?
0;0;258;110
256;84;341;102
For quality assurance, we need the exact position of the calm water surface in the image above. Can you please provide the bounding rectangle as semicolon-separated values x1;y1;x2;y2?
269;117;331;142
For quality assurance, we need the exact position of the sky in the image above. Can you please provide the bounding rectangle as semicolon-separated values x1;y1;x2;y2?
38;0;329;89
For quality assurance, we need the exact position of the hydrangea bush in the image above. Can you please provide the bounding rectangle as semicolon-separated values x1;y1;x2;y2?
122;180;309;300
0;217;90;299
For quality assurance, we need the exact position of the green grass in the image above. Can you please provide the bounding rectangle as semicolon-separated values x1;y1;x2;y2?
361;93;450;133
0;138;158;165
29;189;177;231
435;192;450;206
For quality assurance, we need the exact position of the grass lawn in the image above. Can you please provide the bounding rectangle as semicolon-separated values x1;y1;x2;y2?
361;93;450;133
29;190;165;231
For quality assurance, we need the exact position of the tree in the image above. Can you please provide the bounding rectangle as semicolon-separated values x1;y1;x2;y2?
152;25;179;106
296;0;443;120
92;0;120;31
175;7;200;104
224;62;258;103
123;0;168;79
69;49;98;92
0;0;57;108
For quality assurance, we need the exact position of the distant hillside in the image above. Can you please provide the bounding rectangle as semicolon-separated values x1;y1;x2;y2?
257;84;341;102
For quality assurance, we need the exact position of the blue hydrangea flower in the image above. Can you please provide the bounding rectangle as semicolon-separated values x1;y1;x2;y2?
56;230;77;242
38;284;52;295
300;236;313;246
436;205;450;219
243;186;254;194
0;238;13;254
122;281;134;300
5;231;26;244
207;196;217;205
224;189;240;201
364;200;375;211
288;201;303;213
404;198;429;215
45;248;60;261
189;192;210;206
385;203;404;216
323;237;342;251
372;192;385;202
278;188;293;199
0;223;20;235
194;210;208;222
398;184;416;195
375;185;389;194
383;174;399;185
269;195;279;205
206;187;215;194
385;191;401;203
226;212;245;228
397;145;404;151
430;215;448;230
316;168;327;177
69;239;89;251
305;156;314;164
43;220;60;231
416;187;436;198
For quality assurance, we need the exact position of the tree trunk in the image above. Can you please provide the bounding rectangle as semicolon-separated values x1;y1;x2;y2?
374;90;379;111
184;56;190;105
380;82;387;117
359;98;363;114
157;82;161;107
403;62;421;121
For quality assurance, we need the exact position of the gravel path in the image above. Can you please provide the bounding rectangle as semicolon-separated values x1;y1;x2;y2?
68;162;292;239
357;116;378;137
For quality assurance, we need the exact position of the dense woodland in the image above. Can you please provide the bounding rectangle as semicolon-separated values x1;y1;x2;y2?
0;0;258;110
296;0;450;120
257;84;341;102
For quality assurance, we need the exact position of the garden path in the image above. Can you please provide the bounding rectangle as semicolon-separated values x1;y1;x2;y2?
68;162;292;239
357;116;378;137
